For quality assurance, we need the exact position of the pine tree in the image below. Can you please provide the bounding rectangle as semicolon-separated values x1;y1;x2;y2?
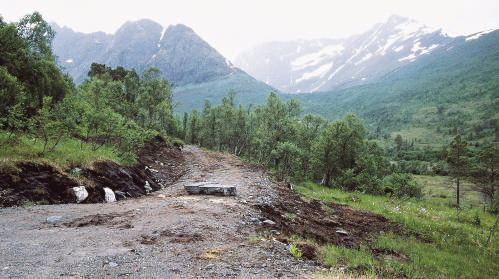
447;135;470;206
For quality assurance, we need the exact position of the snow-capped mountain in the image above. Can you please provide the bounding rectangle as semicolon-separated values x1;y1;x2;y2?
235;15;454;93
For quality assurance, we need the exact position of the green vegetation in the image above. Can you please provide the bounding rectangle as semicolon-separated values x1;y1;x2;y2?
0;13;182;172
289;244;303;259
286;31;499;149
294;181;499;279
173;71;275;114
182;90;391;194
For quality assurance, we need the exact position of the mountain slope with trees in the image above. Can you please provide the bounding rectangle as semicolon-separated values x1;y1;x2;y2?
287;29;499;148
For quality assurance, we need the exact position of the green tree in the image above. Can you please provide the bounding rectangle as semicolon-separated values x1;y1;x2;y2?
199;100;216;149
0;66;24;126
447;135;470;206
185;110;201;145
355;141;386;194
137;67;174;131
271;141;302;178
35;96;66;152
296;113;327;178
0;12;71;117
253;92;300;165
470;147;499;207
384;173;423;199
16;11;55;60
314;113;367;188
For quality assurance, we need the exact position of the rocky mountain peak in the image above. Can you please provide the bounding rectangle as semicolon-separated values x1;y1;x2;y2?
116;19;163;36
52;20;237;85
234;15;452;93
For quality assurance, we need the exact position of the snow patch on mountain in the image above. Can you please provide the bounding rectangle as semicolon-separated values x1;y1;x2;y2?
234;15;455;93
466;29;495;41
291;44;343;71
399;43;439;62
327;64;345;81
296;62;333;83
355;53;373;65
157;27;167;48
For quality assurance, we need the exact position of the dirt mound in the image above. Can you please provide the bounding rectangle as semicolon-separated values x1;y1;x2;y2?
0;135;186;207
0;162;78;207
62;211;135;229
255;180;408;250
135;135;187;186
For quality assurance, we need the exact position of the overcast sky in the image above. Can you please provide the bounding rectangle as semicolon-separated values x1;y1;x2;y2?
2;0;499;60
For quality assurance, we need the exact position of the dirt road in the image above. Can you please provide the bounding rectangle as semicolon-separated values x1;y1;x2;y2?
0;146;320;278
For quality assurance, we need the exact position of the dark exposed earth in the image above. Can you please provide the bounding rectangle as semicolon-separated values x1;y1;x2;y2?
0;138;411;278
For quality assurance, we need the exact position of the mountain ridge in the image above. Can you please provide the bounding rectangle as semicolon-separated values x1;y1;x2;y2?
52;20;237;85
52;20;277;113
235;15;462;93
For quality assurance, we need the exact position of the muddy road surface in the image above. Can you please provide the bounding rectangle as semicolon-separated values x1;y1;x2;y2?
0;146;321;278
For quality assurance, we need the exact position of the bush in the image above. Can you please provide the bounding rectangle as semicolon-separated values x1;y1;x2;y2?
384;173;424;199
471;212;481;226
489;193;499;214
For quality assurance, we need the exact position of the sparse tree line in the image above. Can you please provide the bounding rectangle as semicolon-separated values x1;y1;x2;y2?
1;12;498;212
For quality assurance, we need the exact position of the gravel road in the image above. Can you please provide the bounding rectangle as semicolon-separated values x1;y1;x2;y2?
0;146;320;278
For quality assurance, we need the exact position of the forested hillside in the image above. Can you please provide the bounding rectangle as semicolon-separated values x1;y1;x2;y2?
288;29;499;148
2;12;498;201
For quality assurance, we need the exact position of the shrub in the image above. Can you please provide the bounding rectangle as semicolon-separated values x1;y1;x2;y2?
289;244;303;258
471;212;481;226
384;173;424;199
489;193;499;214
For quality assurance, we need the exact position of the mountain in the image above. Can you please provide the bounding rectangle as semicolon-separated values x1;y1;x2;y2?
52;20;276;112
235;15;454;93
284;28;499;145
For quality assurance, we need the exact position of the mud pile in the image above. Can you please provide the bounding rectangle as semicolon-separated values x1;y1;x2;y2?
0;135;186;207
255;179;414;251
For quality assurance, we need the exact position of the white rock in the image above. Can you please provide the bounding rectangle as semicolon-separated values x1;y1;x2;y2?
144;181;152;192
104;187;115;203
73;186;88;202
263;220;276;225
46;216;63;223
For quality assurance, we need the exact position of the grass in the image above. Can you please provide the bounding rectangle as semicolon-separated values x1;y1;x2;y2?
0;132;124;173
285;213;297;220
203;248;222;259
294;180;499;278
289;244;303;258
416;175;484;208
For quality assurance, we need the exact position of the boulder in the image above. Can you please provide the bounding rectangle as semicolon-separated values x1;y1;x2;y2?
104;187;116;203
144;181;152;192
73;186;88;202
184;182;236;196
